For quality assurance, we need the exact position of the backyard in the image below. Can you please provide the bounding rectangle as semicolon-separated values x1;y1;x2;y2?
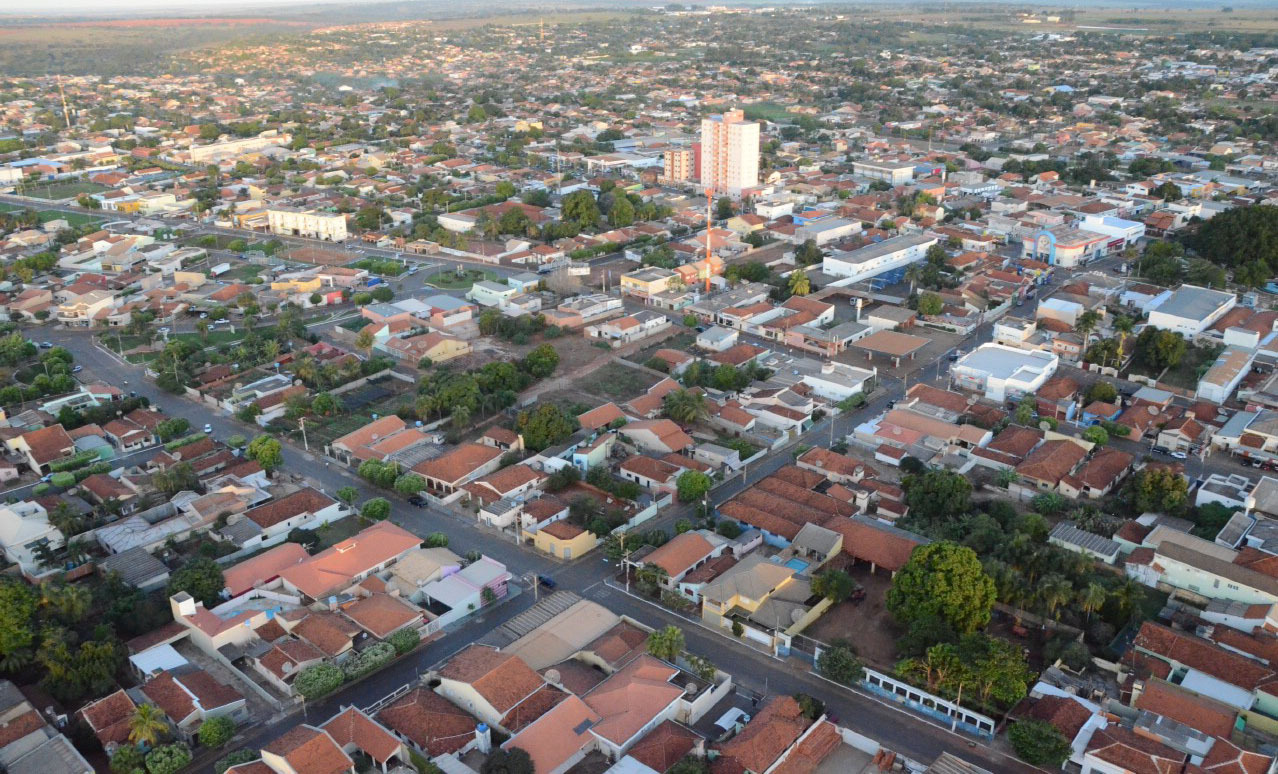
276;377;415;449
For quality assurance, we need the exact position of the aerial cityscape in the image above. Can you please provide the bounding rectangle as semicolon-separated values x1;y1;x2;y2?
0;2;1276;774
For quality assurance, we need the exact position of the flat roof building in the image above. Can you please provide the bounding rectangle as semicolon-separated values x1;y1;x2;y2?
952;343;1059;402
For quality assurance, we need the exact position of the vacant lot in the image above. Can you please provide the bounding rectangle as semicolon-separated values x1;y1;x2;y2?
803;564;900;670
424;268;496;290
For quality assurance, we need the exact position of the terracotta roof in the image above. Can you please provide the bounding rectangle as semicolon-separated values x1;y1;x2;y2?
377;688;476;757
78;688;136;746
339;592;422;639
1133;622;1277;691
1015;439;1087;486
1075;447;1135;491
502;695;599;774
320;707;401;764
627;720;700;773
438;645;545;715
500;683;569;733
643;532;716;577
262;725;354;774
578;402;625;431
280;520;421;599
619;455;681;484
771;719;842;774
0;708;45;748
582;655;683;746
245;488;335;529
291;613;355;658
1134;679;1236;739
542;520;588;540
1023;695;1092;741
412;443;502;485
1201;738;1274;774
826;516;927;572
712;696;810;774
141;671;196;722
224;542;310;597
20;424;74;465
1085;725;1185;774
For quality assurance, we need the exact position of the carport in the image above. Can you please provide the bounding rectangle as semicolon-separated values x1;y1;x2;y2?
849;330;930;367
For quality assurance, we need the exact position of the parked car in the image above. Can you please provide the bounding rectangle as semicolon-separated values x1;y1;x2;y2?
203;424;213;434
71;365;82;373
1170;451;1188;460
537;575;557;589
39;342;52;349
407;495;427;508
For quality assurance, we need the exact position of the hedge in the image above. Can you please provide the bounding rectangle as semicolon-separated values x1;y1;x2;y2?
164;433;208;451
50;472;76;489
294;663;343;700
49;450;99;473
389;628;420;655
342;641;395;680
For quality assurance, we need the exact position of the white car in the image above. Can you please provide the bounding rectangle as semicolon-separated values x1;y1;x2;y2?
203;424;213;434
1170;451;1188;460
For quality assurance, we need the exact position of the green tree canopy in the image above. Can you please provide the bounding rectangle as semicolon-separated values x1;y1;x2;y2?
1009;719;1072;766
675;470;712;503
516;404;577;452
246;435;283;471
887;542;995;635
168;558;225;607
646;625;685;662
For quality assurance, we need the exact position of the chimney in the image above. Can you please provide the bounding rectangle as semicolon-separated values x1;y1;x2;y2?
170;592;197;619
475;723;492;754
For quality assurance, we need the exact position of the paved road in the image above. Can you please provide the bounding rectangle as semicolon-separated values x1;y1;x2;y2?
38;326;1037;772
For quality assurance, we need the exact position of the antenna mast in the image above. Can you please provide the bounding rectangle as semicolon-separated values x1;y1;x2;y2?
56;75;72;130
704;187;713;292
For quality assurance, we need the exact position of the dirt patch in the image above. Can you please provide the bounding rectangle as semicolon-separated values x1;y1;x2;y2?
803;563;903;670
287;246;351;265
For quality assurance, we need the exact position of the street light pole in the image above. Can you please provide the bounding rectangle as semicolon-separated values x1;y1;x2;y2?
299;416;309;452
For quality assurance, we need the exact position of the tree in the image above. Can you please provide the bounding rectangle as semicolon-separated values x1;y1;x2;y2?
354;328;375;354
646;625;685;662
1084;381;1117;405
794;239;823;266
676;470;712;503
129;703;169;747
389;628;420;655
336;486;358;508
311;393;342;416
1188;204;1278;286
787;269;811;297
817;642;863;685
246;436;283;471
903;470;971;527
663;389;707;424
916;292;943;316
1009;720;1072;767
146;744;191;774
1074;309;1101;348
393;474;426;496
1134;327;1187;371
715;197;733;220
198;716;235;748
1127;467;1189;513
1082;425;1109;446
887;542;995;635
156;418;191;442
516;404;577;452
168;557;225;607
294;663;343;700
480;747;534;774
561;190;600;228
111;745;147;774
522;344;559;378
811;569;855;602
361;498;391;521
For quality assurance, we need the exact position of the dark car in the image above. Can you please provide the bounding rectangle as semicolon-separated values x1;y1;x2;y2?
407;495;427;508
537;574;557;589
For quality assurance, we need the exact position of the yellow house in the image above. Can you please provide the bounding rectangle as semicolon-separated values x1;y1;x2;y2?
381;332;472;365
699;555;832;646
271;276;324;294
533;520;597;560
620;266;679;300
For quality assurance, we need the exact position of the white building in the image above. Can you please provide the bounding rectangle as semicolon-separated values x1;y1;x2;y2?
952;343;1059;402
853;160;916;186
822;233;938;285
0;501;63;576
1147;285;1237;336
267;208;348;241
1079;214;1145;248
699;109;759;196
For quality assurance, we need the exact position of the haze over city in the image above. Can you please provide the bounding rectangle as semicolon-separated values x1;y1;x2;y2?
0;3;1275;774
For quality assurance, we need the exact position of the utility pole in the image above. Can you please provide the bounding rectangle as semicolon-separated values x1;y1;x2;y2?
299;416;309;451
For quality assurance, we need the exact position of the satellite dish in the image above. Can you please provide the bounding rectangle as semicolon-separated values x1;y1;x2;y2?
1039;420;1052;432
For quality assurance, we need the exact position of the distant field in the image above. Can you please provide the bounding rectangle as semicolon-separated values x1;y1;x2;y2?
39;210;101;227
22;181;107;200
870;6;1278;35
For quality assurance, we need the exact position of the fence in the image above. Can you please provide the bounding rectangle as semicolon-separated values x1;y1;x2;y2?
856;666;996;740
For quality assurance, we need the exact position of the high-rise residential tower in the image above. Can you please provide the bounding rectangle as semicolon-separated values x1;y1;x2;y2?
699;109;759;196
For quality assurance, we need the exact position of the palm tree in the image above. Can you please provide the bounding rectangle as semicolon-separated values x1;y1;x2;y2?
904;263;924;294
1079;582;1109;621
0;649;32;673
788;269;811;297
40;583;91;623
1037;575;1075;619
662;389;707;425
1112;314;1135;364
1074;310;1101;350
128;704;168;747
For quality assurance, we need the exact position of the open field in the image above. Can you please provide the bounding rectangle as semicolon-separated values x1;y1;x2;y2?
866;6;1278;35
19;181;108;200
423;268;497;290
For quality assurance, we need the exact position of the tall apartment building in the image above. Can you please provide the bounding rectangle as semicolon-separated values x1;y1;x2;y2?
267;208;348;242
662;148;696;183
699;109;759;196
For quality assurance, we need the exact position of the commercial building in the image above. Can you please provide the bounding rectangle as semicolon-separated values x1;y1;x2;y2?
852;160;916;186
1021;225;1108;268
1147;284;1237;336
822;233;938;286
952;343;1060;402
267;208;348;242
699;109;759;196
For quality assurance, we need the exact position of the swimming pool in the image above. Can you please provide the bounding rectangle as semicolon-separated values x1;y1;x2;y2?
782;558;809;573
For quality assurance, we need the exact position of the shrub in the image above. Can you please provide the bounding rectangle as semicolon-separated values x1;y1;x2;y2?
214;750;259;774
342;641;395;680
111;746;146;774
294;663;344;699
1009;719;1071;767
49;450;99;472
715;519;741;539
31;483;50;496
146;744;192;774
389;628;420;655
50;472;76;489
817;643;863;686
198;716;236;748
424;532;449;548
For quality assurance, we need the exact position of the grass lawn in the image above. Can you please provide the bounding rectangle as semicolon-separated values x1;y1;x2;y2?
23;180;108;200
629;332;694;366
586;361;661;401
423;269;497;290
1160;344;1223;391
40;210;103;227
742;101;804;123
312;516;363;552
221;263;265;282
